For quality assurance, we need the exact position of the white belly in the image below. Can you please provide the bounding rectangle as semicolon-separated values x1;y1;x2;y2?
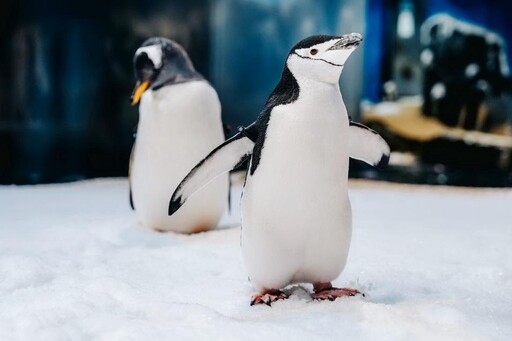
241;91;352;291
131;81;229;233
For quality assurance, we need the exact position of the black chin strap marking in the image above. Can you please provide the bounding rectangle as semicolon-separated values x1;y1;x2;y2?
293;53;344;67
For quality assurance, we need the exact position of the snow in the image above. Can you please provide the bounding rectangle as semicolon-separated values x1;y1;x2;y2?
0;178;511;340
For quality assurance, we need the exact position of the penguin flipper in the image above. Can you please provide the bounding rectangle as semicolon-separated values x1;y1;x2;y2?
129;188;134;210
348;121;390;169
168;124;257;216
128;142;136;210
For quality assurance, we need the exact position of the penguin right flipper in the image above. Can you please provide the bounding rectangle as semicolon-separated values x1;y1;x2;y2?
348;121;390;169
168;123;258;215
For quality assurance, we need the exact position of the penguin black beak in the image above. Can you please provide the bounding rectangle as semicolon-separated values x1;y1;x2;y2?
328;33;363;50
131;80;150;106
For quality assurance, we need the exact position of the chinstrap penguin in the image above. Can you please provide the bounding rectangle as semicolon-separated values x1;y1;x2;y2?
168;33;390;304
130;37;229;233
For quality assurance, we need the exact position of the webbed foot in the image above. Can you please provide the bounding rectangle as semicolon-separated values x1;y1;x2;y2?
311;282;363;301
250;289;289;306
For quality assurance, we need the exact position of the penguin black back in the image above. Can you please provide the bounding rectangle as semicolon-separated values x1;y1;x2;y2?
250;66;300;175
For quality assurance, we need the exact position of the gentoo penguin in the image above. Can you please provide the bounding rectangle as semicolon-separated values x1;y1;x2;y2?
130;37;229;233
168;34;390;304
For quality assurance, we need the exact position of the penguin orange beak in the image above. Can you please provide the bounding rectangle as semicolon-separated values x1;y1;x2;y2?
131;80;150;105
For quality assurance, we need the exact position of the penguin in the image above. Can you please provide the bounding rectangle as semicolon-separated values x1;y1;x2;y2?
130;37;229;233
168;33;390;304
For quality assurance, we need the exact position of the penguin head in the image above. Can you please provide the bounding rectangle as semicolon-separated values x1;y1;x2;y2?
287;33;362;84
131;37;202;105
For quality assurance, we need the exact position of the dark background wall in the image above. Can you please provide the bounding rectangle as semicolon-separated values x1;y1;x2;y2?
0;0;511;184
209;0;365;131
0;0;366;184
0;0;212;183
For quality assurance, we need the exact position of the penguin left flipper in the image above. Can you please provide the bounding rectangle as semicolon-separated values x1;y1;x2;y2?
168;124;258;215
128;142;136;210
349;121;391;169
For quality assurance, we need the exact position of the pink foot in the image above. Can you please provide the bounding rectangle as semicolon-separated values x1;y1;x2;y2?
311;282;363;301
250;290;289;306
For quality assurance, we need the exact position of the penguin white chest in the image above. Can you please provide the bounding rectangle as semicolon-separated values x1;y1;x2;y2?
131;81;228;233
241;88;353;291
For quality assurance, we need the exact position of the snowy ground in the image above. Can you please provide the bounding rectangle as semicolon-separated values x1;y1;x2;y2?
0;178;511;340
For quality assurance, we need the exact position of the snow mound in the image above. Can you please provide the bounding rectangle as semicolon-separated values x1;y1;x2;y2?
0;179;511;340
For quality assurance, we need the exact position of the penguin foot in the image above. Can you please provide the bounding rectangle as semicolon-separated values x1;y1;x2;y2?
250;290;288;306
311;282;363;301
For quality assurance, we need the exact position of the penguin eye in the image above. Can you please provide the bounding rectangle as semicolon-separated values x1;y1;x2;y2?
310;49;318;56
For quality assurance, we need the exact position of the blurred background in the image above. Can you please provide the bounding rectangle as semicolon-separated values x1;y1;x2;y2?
0;0;511;186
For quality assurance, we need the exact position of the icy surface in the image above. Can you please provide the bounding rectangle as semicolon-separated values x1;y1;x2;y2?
0;178;511;340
